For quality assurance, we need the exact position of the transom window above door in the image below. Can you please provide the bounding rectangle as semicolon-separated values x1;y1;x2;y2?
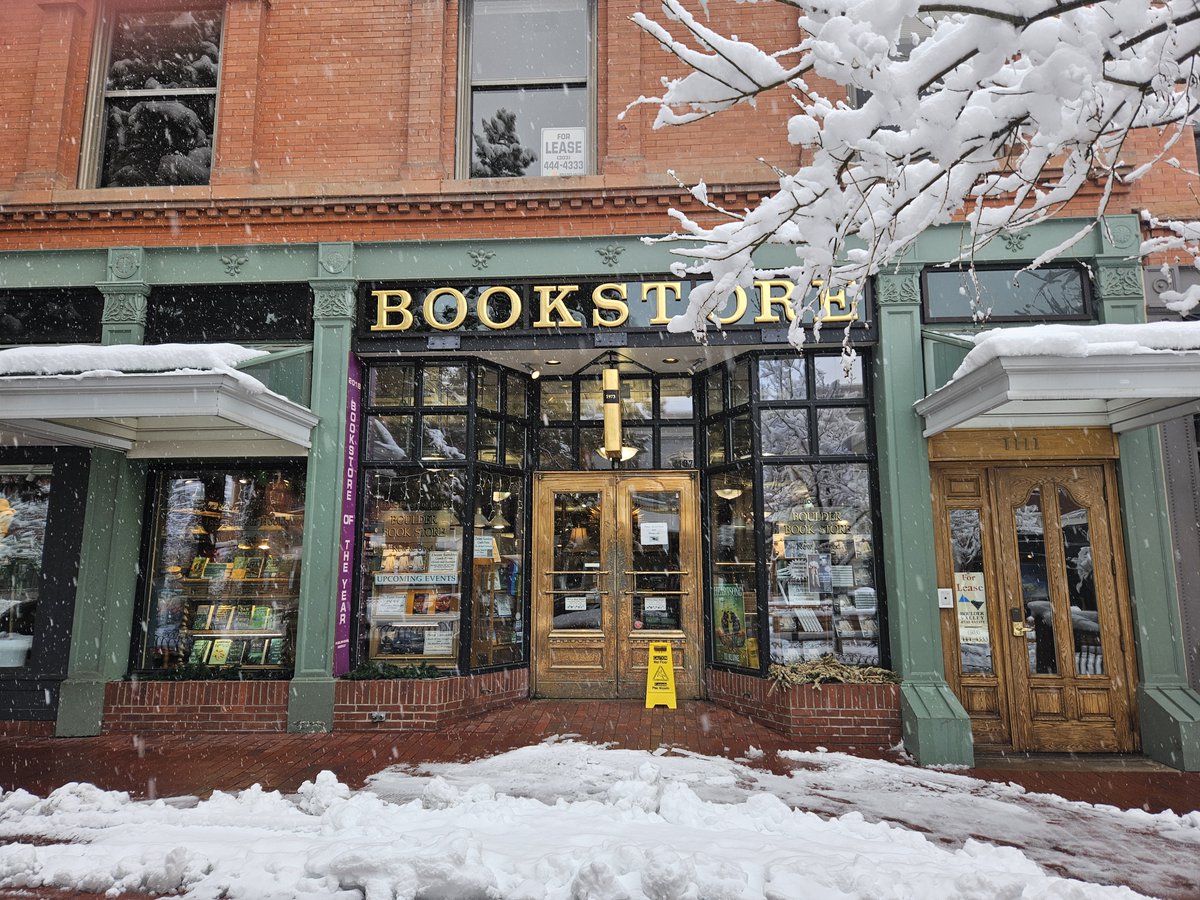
460;0;593;178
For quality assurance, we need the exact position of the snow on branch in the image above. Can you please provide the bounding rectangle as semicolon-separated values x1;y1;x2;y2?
632;0;1200;339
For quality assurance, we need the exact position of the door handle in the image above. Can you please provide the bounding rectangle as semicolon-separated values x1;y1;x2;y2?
1009;607;1031;637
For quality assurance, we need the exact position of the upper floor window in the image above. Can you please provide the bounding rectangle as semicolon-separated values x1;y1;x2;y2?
461;0;592;178
923;265;1092;323
89;7;223;188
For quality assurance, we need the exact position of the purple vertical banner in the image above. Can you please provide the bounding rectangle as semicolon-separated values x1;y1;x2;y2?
334;353;363;676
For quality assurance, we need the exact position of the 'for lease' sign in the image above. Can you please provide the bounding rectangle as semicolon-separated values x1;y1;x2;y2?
541;127;586;176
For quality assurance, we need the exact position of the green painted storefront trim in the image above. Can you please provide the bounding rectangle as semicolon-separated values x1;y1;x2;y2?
56;450;147;737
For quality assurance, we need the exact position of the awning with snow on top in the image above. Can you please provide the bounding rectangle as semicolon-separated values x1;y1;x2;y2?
915;322;1200;437
0;343;318;458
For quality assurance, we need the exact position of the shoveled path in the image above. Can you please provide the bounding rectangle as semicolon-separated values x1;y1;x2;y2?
1;700;1198;899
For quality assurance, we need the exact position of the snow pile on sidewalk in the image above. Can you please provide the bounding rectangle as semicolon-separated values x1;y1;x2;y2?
952;321;1200;379
0;741;1190;899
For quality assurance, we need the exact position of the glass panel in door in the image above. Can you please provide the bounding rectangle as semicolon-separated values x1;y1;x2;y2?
550;491;603;630
626;489;683;631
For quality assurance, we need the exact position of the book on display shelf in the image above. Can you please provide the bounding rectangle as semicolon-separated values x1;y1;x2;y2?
187;639;212;664
207;638;233;665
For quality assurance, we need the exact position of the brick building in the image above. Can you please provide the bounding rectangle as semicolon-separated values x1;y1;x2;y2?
0;0;1197;769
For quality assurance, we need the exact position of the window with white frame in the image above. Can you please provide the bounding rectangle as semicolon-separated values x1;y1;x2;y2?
88;7;223;188
462;0;592;178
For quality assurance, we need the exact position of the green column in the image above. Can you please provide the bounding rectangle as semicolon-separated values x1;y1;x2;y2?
57;249;152;735
56;452;146;736
873;270;974;766
98;248;149;346
1097;262;1200;770
288;244;356;732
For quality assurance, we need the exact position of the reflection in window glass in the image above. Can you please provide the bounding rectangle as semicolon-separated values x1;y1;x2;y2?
100;10;223;187
550;490;603;629
537;427;574;469
622;378;653;420
763;464;878;666
761;409;809;456
371;367;415;407
816;408;868;455
467;0;590;177
732;359;752;407
926;267;1089;321
504;422;526;467
0;288;103;345
478;367;500;412
710;469;758;668
814;356;864;399
540;380;573;422
732;414;753;461
707;422;726;465
1015;488;1056;675
579;378;603;420
423;366;468;406
141;468;304;674
476;418;499;462
366;416;413;461
0;467;52;669
421;415;468;461
623;427;654;469
1059;486;1104;675
949;509;992;675
506;373;527;418
706;369;724;416
471;472;526;667
660;426;695;469
362;470;465;669
579;427;605;469
759;358;806;401
659;378;694;419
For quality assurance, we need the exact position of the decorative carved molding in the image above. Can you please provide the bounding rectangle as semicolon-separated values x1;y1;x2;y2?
999;231;1029;252
312;286;356;320
468;249;495;270
1109;223;1136;249
597;243;625;267
319;248;351;275
100;291;148;324
220;253;249;276
109;250;140;280
1097;265;1143;297
875;273;921;306
1147;266;1173;297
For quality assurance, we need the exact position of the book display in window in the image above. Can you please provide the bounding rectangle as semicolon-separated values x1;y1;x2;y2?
362;478;466;667
141;469;305;673
767;515;879;666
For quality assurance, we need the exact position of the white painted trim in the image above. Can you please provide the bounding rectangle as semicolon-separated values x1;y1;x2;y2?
0;372;318;457
915;353;1200;436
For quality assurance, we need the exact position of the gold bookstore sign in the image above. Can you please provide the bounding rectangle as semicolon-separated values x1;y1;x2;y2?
365;279;858;334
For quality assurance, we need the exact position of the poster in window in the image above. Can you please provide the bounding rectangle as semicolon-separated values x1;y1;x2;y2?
954;572;990;646
714;582;747;665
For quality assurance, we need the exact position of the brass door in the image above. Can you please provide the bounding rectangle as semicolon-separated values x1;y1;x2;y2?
532;471;702;699
994;466;1136;752
934;461;1138;752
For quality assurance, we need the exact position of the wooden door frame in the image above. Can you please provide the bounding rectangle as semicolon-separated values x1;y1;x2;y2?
531;470;703;700
929;428;1139;753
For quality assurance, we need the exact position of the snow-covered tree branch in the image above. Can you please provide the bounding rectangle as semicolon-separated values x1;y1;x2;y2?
629;0;1200;338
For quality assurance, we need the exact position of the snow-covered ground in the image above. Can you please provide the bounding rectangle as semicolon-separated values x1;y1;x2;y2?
0;740;1197;899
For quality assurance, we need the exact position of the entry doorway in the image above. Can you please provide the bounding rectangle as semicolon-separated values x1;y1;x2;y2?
932;439;1139;753
532;471;702;699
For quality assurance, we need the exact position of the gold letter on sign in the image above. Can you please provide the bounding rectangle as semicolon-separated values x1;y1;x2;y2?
640;282;679;325
592;283;629;327
708;286;749;326
817;280;857;323
424;287;468;331
477;285;521;330
370;290;414;331
533;285;583;328
754;280;796;323
645;641;677;709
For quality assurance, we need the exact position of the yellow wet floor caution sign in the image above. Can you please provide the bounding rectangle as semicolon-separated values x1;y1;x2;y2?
645;642;677;709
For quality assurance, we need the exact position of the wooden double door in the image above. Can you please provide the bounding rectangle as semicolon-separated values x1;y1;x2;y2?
532;471;702;699
933;459;1138;752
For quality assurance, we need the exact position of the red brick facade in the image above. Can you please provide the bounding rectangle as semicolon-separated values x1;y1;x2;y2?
333;669;528;731
707;669;902;751
103;680;290;733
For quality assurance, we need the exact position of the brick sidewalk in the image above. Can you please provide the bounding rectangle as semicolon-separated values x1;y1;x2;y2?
2;699;1199;900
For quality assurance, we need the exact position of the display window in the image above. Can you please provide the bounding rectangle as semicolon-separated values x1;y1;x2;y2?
702;352;883;671
361;469;467;665
139;467;305;674
359;360;531;672
0;466;52;669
